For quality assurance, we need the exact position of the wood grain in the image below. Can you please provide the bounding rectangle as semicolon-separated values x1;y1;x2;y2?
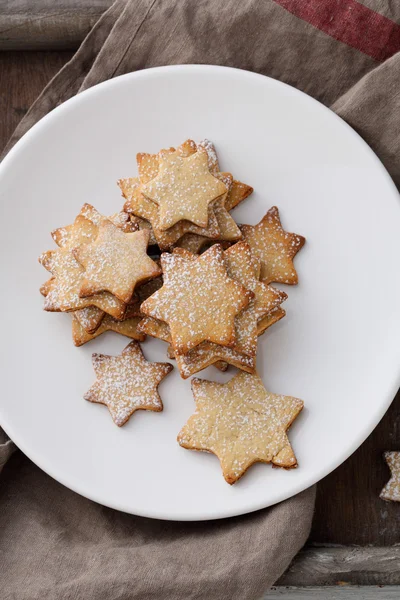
312;388;400;545
278;546;400;586
0;51;73;148
0;1;112;50
264;587;400;599
1;50;400;547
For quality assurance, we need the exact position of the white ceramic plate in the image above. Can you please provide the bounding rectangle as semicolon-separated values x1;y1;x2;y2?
1;65;400;521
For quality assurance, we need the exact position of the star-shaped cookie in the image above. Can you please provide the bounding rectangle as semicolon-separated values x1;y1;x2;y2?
141;148;228;230
72;313;145;346
84;342;173;426
223;242;287;356
73;220;161;303
120;139;244;249
241;206;305;285
172;306;286;378
140;244;253;355
177;372;303;484
380;452;400;502
120;176;221;250
39;214;126;319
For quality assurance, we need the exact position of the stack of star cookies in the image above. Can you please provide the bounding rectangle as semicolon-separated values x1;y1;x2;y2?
122;139;304;378
118;139;252;252
39;203;162;346
38;138;307;484
139;242;288;378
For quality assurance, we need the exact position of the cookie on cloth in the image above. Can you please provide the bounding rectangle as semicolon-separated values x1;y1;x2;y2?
140;244;253;355
73;221;161;304
241;206;305;285
84;341;173;427
177;371;303;484
380;452;400;502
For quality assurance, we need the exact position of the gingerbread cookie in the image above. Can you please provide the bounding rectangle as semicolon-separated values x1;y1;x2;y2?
178;372;303;483
140;244;253;355
84;341;173;426
241;207;305;285
380;452;400;502
73;222;161;303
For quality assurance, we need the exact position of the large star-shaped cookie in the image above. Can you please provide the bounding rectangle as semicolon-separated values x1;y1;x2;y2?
241;206;305;285
141;149;228;230
177;372;303;484
73;220;161;303
140;244;253;355
380;452;400;502
84;341;173;426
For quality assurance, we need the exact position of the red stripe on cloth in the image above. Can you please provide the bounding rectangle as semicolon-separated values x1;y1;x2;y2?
273;0;400;61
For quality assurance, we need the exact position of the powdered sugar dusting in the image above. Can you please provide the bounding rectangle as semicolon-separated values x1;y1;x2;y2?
141;150;227;230
380;452;400;502
141;244;252;354
241;206;305;284
178;372;303;483
84;342;172;426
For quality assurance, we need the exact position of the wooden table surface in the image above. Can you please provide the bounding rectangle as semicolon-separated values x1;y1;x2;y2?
1;50;399;547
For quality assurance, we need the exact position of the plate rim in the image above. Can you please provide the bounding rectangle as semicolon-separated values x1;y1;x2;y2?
1;64;400;521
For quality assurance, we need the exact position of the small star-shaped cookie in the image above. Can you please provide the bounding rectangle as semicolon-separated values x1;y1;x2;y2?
73;220;161;304
45;204;139;332
84;341;173;426
39;214;126;319
177;372;303;484
140;244;253;355
141;149;228;230
241;206;305;285
223;242;287;356
120;176;221;250
380;452;400;502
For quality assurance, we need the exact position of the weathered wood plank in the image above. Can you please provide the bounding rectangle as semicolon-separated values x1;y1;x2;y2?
0;51;73;150
264;587;400;599
278;547;400;587
0;1;112;50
